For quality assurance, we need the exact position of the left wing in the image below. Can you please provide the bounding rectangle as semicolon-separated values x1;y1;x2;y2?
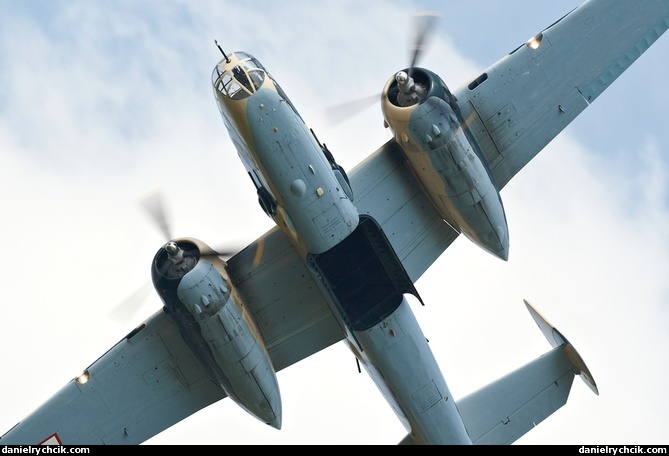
0;136;455;445
1;310;225;444
456;0;669;189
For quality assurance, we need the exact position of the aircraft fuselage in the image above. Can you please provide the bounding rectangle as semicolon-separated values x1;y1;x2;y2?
211;51;473;444
212;52;358;257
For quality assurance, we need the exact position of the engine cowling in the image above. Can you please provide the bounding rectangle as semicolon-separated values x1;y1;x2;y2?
381;68;509;261
151;237;282;429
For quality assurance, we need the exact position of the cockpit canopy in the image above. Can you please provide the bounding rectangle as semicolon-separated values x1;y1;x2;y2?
212;52;266;100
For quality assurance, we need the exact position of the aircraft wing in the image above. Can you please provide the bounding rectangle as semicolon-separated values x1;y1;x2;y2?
0;309;227;444
455;0;669;190
0;231;345;444
0;138;456;445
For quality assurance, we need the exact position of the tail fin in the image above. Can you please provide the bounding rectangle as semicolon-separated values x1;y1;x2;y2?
523;299;598;395
449;300;596;445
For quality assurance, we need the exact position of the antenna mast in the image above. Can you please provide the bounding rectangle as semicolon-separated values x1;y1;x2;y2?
214;40;230;63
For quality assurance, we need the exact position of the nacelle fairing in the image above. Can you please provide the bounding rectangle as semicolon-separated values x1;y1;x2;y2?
151;238;282;429
382;68;509;260
211;51;359;256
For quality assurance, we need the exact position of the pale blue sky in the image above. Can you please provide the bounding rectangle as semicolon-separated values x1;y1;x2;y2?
0;0;667;445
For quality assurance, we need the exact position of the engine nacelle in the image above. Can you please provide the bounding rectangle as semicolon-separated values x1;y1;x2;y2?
381;68;509;261
151;238;282;429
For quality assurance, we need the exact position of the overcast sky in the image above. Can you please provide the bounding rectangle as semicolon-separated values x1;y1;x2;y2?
0;0;668;446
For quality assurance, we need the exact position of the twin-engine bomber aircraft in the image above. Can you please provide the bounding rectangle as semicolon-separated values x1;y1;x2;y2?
2;0;668;445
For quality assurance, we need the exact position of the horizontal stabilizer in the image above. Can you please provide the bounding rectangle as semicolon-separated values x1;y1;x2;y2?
404;300;598;445
457;345;575;444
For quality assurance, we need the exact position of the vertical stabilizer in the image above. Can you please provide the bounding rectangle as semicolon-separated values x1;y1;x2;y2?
524;300;598;395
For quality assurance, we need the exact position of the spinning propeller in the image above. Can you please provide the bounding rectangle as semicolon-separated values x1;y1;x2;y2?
408;11;439;74
108;189;240;324
139;188;239;257
322;11;440;127
139;189;173;242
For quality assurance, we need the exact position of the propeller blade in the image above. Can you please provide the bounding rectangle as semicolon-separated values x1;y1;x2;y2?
139;189;172;241
321;93;380;128
107;281;154;324
409;12;440;71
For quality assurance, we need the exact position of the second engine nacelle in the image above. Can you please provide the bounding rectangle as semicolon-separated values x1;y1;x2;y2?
151;238;282;429
382;68;509;261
